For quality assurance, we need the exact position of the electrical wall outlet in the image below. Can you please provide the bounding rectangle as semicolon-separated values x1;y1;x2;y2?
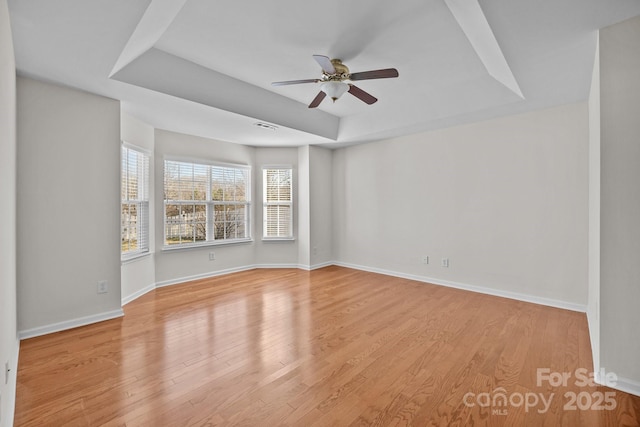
422;255;429;265
97;280;108;294
209;252;216;261
441;258;449;268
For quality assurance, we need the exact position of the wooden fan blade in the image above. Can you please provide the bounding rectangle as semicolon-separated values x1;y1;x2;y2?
272;79;321;86
313;55;336;74
348;84;377;105
308;91;327;108
349;68;399;81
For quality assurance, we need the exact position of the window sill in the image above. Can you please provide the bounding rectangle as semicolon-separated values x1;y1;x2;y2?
121;251;152;265
262;237;296;242
162;238;253;251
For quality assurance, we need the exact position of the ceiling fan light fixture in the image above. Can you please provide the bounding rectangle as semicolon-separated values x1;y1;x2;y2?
320;81;349;102
272;55;398;108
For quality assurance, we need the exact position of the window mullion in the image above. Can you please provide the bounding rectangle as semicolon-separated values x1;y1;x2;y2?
206;166;212;242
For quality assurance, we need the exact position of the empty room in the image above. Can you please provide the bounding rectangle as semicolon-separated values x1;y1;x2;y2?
1;0;640;425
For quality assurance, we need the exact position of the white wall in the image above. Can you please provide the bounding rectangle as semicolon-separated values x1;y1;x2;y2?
254;147;299;266
153;129;256;285
309;146;333;267
0;0;18;424
17;77;122;335
599;15;640;390
296;145;334;269
121;113;156;304
333;103;589;308
297;146;311;268
587;35;601;374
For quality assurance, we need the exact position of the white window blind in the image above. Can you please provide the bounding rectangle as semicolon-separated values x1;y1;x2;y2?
121;145;150;259
263;168;293;239
164;160;250;247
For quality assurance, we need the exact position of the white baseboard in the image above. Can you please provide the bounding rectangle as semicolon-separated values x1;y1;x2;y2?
333;261;587;313
296;261;333;271
155;265;257;288
595;375;640;398
257;262;333;271
311;261;334;270
254;263;301;269
586;309;600;378
613;377;640;397
149;261;586;313
124;263;334;307
24;261;588;342
18;309;124;340
155;262;333;289
122;282;156;306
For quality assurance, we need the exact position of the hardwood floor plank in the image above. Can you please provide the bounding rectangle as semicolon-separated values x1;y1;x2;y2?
14;266;640;426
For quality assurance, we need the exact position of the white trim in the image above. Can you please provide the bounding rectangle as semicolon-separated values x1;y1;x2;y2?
28;262;586;336
253;262;331;271
127;264;306;305
154;265;257;288
13;263;639;405
163;155;250;170
4;339;19;427
253;263;301;269
586;310;600;378
124;263;335;305
122;140;152;156
261;164;293;170
161;238;253;251
122;282;156;306
18;309;124;340
311;261;334;270
124;261;587;312
127;265;305;306
601;376;640;398
17;261;594;350
121;250;152;264
301;261;334;271
333;261;587;313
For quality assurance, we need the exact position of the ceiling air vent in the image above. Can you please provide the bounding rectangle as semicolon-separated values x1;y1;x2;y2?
254;122;278;131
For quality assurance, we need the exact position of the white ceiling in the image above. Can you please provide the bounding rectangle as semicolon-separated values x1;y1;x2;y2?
8;0;640;147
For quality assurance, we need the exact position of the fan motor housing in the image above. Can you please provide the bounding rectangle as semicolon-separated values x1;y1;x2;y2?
327;59;350;80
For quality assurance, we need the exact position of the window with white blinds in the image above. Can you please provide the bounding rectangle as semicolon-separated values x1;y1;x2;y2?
263;168;293;239
121;145;150;260
164;159;251;247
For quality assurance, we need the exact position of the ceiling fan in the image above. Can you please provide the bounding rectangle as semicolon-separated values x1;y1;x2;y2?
272;55;399;108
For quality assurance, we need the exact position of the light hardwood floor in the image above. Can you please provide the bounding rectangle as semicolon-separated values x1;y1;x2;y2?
14;266;640;426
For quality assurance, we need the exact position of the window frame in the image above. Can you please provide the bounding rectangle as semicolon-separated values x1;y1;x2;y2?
121;143;150;261
163;157;252;250
262;166;294;241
